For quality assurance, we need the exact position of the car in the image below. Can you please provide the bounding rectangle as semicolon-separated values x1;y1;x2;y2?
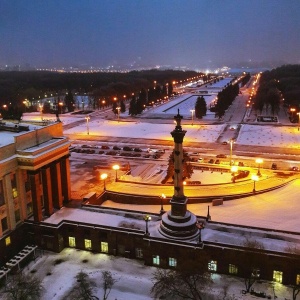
198;158;203;162
291;166;299;171
101;145;110;150
134;148;142;152
271;163;277;170
216;154;227;158
123;146;133;151
113;146;121;150
222;141;228;145
238;162;244;167
215;159;220;164
208;159;214;164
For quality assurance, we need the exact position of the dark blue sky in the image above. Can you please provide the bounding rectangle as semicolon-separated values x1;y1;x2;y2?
1;0;300;69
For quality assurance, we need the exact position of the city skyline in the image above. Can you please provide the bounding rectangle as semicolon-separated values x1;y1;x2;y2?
1;0;300;69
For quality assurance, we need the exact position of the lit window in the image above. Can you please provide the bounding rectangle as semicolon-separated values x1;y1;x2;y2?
135;248;143;258
69;237;76;247
84;239;92;250
5;236;11;246
169;257;177;267
296;274;300;285
208;260;217;272
101;242;108;253
273;270;283;283
229;264;238;275
153;255;160;266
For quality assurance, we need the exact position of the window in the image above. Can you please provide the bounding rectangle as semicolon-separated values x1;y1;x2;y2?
135;248;143;258
273;270;283;283
69;237;76;247
296;274;300;285
11;173;18;199
229;264;238;275
1;217;8;232
208;260;217;272
15;209;21;223
0;180;5;206
84;239;92;250
101;242;108;253
153;255;160;266
5;236;11;246
169;257;177;267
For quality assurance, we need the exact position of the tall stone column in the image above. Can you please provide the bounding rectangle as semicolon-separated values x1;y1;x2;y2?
50;161;63;209
41;166;53;216
159;110;198;239
28;170;43;222
60;155;71;203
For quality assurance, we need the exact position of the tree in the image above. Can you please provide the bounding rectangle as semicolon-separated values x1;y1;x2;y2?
3;273;43;300
195;96;207;119
129;95;137;116
64;271;99;300
151;268;211;300
101;270;117;300
120;99;126;113
163;149;193;184
65;91;75;112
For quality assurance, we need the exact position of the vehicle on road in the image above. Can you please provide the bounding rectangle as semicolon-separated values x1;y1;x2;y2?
271;163;277;170
216;154;227;158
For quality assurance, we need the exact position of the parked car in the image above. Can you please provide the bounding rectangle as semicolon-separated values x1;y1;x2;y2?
215;159;220;164
238;162;244;167
134;148;142;152
123;146;133;151
208;159;214;164
198;158;203;162
222;141;228;145
101;145;110;149
216;154;227;158
113;146;121;150
291;166;299;171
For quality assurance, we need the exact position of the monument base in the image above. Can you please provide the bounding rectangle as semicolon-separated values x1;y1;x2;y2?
159;210;198;240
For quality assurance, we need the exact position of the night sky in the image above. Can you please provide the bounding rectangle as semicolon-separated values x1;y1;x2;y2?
1;0;300;69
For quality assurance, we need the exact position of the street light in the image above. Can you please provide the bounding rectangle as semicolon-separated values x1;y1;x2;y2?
229;139;235;166
251;174;259;193
190;109;195;126
144;215;151;236
159;193;166;215
290;108;296;120
113;164;120;181
116;107;121;122
297;112;300;131
59;102;63;114
100;173;107;190
255;158;263;176
231;166;238;183
196;221;205;244
85;115;90;135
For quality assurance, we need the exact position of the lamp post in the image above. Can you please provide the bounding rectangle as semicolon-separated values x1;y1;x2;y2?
190;109;195;126
116;107;121;122
59;102;63;115
113;164;120;181
196;221;205;244
144;215;151;236
251;174;259;193
229;139;235;166
100;173;107;190
255;158;263;176
159;193;166;215
231;166;238;183
85;115;90;135
290;108;296;121
297;112;300;131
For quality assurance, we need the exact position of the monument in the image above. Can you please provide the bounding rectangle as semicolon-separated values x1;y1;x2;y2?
159;110;198;239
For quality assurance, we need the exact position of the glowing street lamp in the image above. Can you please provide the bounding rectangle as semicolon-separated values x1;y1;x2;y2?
159;193;166;215
144;215;151;236
85;115;90;135
255;158;263;176
251;174;259;193
229;139;235;166
113;164;120;181
290;108;296;120
116;107;121;122
190;109;195;126
297;112;300;131
100;173;107;190
231;166;238;183
59;102;63;114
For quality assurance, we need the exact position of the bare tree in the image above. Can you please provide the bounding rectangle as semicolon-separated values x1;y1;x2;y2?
101;270;117;300
3;273;43;300
151;268;212;300
64;271;98;300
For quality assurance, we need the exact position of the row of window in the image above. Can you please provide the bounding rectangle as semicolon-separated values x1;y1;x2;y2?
68;236;300;286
